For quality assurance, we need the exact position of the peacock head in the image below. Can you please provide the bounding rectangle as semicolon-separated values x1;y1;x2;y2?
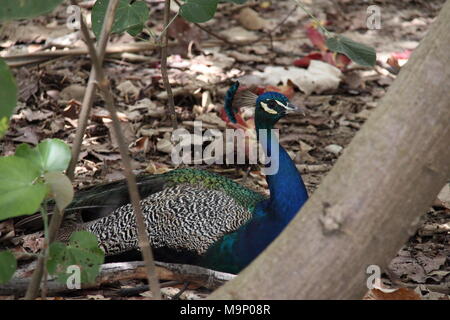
255;92;300;129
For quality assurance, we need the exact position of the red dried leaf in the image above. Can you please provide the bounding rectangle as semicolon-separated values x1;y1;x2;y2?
306;25;327;52
322;52;336;66
219;107;228;122
387;56;401;74
321;52;351;70
254;86;266;96
263;85;295;99
335;53;352;69
293;52;323;68
234;112;250;128
220;107;252;130
391;49;412;60
293;24;352;71
363;288;421;300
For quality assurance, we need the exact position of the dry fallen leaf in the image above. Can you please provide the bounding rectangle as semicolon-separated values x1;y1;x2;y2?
22;233;45;253
131;98;165;118
436;184;450;208
195;113;227;128
0;220;14;240
363;288;422;300
59;84;86;102
227;51;267;63
167;16;202;57
130;136;150;153
156;138;173;154
324;144;343;155
221;27;259;42
238;8;266;31
89;151;122;162
11;127;40;145
20;108;53;122
116;80;140;99
103;119;135;149
145;161;170;174
252;61;342;95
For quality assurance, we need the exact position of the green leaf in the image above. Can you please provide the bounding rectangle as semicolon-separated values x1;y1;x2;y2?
16;139;71;173
15;143;41;166
92;0;149;38
0;156;48;219
48;232;104;284
325;35;376;67
0;58;17;138
0;0;64;20
46;241;65;274
44;172;74;211
180;0;218;23
0;251;17;284
125;23;145;37
0;117;8;139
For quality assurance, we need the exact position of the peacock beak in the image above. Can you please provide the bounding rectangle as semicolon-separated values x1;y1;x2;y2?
285;103;307;116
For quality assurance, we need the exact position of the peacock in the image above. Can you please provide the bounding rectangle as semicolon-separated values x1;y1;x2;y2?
56;82;309;274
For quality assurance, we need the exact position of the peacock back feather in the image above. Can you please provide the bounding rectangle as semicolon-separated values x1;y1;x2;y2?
60;168;268;272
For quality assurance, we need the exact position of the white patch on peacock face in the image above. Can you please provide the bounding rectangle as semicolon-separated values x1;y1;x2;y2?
260;101;278;115
275;100;288;109
275;99;296;111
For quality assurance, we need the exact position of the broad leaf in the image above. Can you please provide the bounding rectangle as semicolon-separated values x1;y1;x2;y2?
0;0;64;20
180;0;218;23
325;35;376;67
44;172;74;211
0;156;48;219
0;58;17;138
16;139;71;173
0;251;16;284
92;0;149;38
48;232;104;284
15;143;41;168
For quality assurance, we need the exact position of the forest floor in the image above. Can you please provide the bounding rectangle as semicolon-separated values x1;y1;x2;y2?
0;0;448;300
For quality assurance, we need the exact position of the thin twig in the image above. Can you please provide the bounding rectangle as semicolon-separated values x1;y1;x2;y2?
160;0;178;130
246;3;299;46
39;204;49;299
192;22;236;45
291;0;332;37
75;6;162;300
4;43;158;68
172;0;234;45
157;10;180;42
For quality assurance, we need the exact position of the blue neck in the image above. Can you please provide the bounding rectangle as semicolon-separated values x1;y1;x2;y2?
200;124;309;273
259;129;308;224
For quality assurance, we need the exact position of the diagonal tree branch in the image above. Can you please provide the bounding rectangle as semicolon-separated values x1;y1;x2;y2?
75;3;162;300
25;0;121;300
66;0;120;179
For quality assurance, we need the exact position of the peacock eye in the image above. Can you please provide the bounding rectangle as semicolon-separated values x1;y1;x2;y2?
268;100;277;109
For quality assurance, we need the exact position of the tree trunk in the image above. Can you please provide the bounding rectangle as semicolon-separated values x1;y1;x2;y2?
210;1;450;299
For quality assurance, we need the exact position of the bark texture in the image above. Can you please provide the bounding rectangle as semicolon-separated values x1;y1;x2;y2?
210;1;450;299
